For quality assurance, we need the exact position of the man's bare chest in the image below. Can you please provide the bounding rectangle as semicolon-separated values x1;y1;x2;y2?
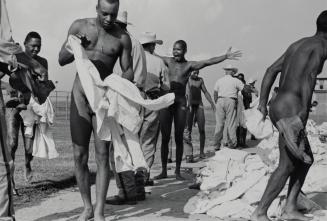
82;27;121;57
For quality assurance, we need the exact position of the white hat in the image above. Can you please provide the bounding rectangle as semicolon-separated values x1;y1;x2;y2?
223;64;238;73
248;78;257;84
116;11;132;25
139;32;163;45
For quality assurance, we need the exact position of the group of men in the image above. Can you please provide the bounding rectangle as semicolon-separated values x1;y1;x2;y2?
1;0;327;221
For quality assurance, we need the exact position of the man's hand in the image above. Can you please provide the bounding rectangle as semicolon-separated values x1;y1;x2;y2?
75;34;91;48
211;104;216;112
257;104;268;119
226;47;242;60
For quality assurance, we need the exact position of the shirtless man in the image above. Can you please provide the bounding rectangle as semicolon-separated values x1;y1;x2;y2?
251;10;327;221
58;0;133;220
184;70;216;161
155;41;241;180
7;32;48;192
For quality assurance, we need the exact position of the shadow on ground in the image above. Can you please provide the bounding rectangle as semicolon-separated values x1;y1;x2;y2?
14;172;98;210
32;171;198;221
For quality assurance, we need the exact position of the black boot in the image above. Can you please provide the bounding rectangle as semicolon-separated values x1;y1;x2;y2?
106;171;137;205
135;171;146;201
242;128;248;148
236;126;241;147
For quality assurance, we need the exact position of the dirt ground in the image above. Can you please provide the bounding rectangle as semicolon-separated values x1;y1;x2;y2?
11;110;327;220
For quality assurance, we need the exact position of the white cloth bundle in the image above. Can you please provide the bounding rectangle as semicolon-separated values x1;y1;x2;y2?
244;107;274;140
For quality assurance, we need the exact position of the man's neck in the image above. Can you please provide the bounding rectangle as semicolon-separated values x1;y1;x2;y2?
144;49;153;54
315;31;327;41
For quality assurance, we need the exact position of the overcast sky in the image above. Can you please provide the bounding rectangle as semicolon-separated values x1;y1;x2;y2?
5;0;327;92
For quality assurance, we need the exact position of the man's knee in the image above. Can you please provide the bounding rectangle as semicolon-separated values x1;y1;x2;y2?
277;160;295;175
7;137;17;150
73;145;89;165
161;135;170;146
199;129;205;136
95;151;109;166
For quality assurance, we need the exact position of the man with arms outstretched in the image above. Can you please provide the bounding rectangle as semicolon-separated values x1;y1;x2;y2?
155;41;241;180
252;10;327;221
58;0;133;220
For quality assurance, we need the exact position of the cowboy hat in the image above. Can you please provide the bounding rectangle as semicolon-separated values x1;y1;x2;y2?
139;32;163;45
116;11;132;25
248;78;257;84
223;64;238;73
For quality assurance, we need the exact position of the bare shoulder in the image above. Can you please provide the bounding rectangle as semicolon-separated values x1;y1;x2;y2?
289;37;325;54
36;56;48;68
117;28;132;48
69;18;95;33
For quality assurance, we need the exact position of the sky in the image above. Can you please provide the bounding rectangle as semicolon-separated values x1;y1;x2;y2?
5;0;327;93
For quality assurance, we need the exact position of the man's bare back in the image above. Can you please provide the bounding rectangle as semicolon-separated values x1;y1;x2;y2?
269;36;327;124
253;11;327;221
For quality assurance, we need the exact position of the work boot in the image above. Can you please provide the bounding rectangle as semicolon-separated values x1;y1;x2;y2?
236;126;241;147
106;171;137;205
135;171;146;201
144;172;154;186
185;155;195;163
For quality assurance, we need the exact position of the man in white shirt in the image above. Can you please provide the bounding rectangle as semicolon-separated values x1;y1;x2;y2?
139;32;169;186
213;65;244;150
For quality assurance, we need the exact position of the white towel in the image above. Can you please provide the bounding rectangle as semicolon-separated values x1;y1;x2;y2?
20;97;58;159
244;107;274;139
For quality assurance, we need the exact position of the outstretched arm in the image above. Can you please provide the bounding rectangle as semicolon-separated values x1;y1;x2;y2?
58;20;82;66
190;47;242;71
201;79;216;111
120;34;133;81
153;53;171;66
258;53;285;117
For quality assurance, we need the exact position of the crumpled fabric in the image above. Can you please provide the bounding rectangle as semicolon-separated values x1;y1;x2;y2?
185;119;327;220
244;107;274;139
20;97;58;159
68;35;174;172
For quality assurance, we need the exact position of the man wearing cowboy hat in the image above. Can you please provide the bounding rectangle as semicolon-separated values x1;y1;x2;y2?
138;32;169;186
108;10;148;206
212;64;244;150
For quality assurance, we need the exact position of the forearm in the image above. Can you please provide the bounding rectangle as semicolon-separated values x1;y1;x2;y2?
58;47;74;66
206;55;227;66
204;92;215;106
122;68;134;82
259;69;278;107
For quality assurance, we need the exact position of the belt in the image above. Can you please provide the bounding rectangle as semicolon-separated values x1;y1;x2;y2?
218;96;237;100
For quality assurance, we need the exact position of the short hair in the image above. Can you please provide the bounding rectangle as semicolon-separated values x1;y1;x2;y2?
24;31;41;44
174;40;187;51
98;0;119;6
317;10;327;33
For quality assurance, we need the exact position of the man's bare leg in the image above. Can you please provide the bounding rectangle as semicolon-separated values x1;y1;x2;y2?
281;136;313;221
73;143;94;221
174;103;187;180
24;136;34;182
251;136;295;221
92;117;110;221
155;108;173;180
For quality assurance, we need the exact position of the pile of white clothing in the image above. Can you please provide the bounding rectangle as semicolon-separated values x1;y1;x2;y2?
20;97;58;159
184;120;327;220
